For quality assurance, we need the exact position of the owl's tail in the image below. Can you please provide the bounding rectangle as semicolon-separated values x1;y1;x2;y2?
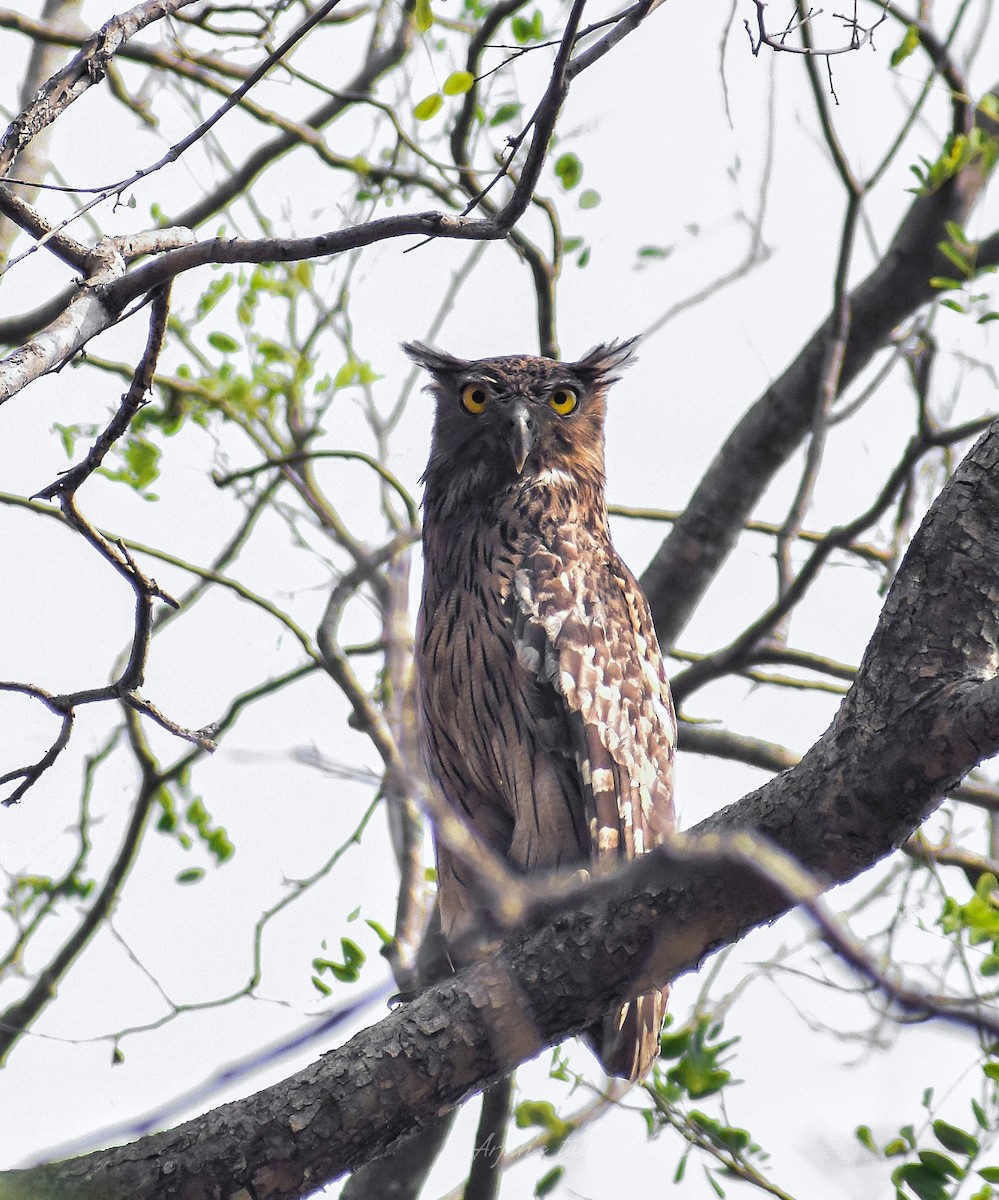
587;985;669;1082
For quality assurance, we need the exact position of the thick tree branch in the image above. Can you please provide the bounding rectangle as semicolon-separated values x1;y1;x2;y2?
7;417;999;1200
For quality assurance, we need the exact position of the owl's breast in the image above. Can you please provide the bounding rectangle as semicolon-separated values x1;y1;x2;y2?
417;513;536;802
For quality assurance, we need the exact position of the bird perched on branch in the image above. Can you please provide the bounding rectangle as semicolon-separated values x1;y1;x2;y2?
406;339;675;1081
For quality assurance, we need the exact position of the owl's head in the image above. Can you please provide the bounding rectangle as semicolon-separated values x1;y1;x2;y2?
404;340;637;505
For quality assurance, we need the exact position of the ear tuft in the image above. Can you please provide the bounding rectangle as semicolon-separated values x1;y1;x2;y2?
402;341;471;376
568;338;639;386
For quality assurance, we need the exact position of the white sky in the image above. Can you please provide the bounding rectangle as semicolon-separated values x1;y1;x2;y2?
2;1;999;1197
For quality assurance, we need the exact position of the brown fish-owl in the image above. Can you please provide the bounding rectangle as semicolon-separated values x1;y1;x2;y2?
406;339;676;1081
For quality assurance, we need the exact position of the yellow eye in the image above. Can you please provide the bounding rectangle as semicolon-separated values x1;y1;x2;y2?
549;388;578;416
461;383;489;415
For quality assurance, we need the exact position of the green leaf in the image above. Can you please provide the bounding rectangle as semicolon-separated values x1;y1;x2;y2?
514;1100;572;1153
890;24;920;67
176;868;205;884
413;0;433;31
980;93;999;121
979;1168;999;1183
972;1099;989;1129
562;236;584;253
206;829;235;863
414;92;443;121
929;277;963;291
534;1166;564;1197
894;1163;951;1200
554;152;582;190
638;245;673;259
311;974;333;996
347;907;360;922
490;102;522;126
340;938;366;969
52;422;79;456
917;1149;964;1179
334;361;359;388
511;10;543;43
658;1030;692;1059
442;70;474;95
933;1120;979;1157
366;918;394;946
356;361;383;385
706;1167;726;1198
885;1139;911;1158
941;299;967;313
208;331;239;354
112;1045;125;1065
856;1125;879;1155
578;188;600;209
938;240;973;275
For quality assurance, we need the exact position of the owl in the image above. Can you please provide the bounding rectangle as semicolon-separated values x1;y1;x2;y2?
405;339;676;1081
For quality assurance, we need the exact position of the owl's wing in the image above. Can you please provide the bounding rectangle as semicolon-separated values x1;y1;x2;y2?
507;532;675;1082
509;536;676;871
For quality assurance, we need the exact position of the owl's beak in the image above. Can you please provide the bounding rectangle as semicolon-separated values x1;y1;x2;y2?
507;401;536;474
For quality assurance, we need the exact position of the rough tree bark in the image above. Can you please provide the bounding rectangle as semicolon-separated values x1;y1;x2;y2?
4;418;999;1200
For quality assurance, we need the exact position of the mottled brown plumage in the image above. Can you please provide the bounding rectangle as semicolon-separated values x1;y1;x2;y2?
406;339;676;1081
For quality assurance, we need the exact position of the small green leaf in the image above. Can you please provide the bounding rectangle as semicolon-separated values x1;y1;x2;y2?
413;0;433;31
112;1045;125;1065
658;1030;692;1058
414;92;444;121
578;188;600;209
534;1166;564;1197
918;1149;964;1179
511;10;543;42
356;362;383;385
941;299;967;313
890;24;920;67
706;1167;726;1198
979;1168;999;1183
894;1163;951;1200
978;312;999;324
938;240;973;275
562;236;583;253
514;1100;571;1152
311;975;333;996
208;331;239;353
366;918;393;946
856;1125;878;1155
980;93;999;120
334;361;359;388
554;152;582;190
490;102;522;126
442;70;475;96
885;1139;911;1157
933;1120;979;1157
340;938;366;969
176;868;205;884
347;907;361;922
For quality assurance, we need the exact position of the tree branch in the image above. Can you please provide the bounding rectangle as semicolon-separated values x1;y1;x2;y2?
8;415;999;1200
